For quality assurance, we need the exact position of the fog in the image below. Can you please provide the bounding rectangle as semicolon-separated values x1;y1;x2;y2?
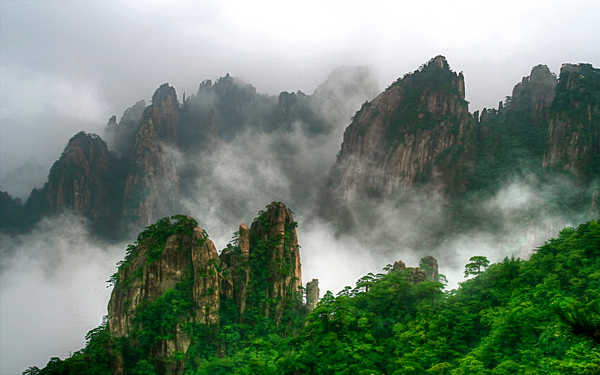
0;215;125;374
1;0;599;373
2;0;599;175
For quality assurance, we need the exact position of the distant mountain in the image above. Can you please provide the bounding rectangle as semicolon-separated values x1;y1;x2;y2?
0;67;378;238
0;58;597;244
319;56;599;249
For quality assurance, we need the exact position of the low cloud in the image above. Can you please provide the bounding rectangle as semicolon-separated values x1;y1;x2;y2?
0;214;125;374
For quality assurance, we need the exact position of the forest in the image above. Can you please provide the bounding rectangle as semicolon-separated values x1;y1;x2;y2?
26;219;600;375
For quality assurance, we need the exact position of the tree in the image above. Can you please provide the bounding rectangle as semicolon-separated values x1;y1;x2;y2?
464;256;490;277
22;367;40;375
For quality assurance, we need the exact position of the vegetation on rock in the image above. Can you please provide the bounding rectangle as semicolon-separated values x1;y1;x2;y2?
29;217;600;375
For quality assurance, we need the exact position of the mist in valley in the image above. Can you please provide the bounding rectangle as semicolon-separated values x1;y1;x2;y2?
1;1;599;374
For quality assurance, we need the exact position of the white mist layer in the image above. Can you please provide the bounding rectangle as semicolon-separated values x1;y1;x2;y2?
0;215;124;375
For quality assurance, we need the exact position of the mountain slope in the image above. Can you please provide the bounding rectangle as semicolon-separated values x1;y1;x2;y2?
29;217;600;375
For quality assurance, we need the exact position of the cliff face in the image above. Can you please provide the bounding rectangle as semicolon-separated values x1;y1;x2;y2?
123;84;181;226
107;203;314;375
510;64;557;125
104;99;146;156
107;216;219;374
220;202;302;323
247;202;302;322
392;256;440;283
331;56;476;199
543;63;600;179
39;132;126;234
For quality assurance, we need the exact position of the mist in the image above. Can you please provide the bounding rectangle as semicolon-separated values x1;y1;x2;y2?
2;0;599;189
0;215;125;374
1;0;599;373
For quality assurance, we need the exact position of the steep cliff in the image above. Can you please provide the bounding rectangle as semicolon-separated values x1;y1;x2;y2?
544;63;600;179
106;202;314;375
123;84;181;227
108;215;220;374
473;65;558;190
246;202;302;322
219;202;303;324
104;99;146;156
330;56;476;199
31;132;127;235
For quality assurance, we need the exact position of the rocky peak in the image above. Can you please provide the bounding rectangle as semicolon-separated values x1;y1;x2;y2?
306;279;320;312
106;115;117;131
429;55;450;70
392;256;440;284
248;202;302;321
107;215;220;374
543;62;600;177
150;83;179;143
419;256;439;282
510;64;557;123
122;83;181;226
105;99;147;156
106;203;313;374
329;56;475;201
42;132;126;233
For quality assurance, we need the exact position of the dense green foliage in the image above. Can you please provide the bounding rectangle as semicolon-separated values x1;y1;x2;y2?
32;220;600;374
108;215;199;287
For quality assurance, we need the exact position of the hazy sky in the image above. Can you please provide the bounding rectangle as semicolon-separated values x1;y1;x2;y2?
2;0;599;175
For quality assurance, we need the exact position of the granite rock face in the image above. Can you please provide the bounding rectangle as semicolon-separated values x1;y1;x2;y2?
511;64;557;125
104;99;146;156
419;255;439;282
330;56;476;199
123;84;181;226
33;132;127;235
107;218;220;374
393;256;440;284
107;203;316;375
306;279;320;312
543;63;600;179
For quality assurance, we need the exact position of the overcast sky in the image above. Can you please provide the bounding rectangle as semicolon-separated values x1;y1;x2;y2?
1;0;599;176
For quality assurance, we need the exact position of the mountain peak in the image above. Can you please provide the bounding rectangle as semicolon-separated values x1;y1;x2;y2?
428;55;450;70
152;83;177;106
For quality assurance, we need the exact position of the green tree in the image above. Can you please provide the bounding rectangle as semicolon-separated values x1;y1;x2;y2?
464;256;490;277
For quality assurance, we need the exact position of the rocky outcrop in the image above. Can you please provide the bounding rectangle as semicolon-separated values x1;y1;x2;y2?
393;256;440;284
419;255;439;282
543;63;600;178
107;203;314;375
510;64;557;125
105;99;146;156
221;202;303;323
107;216;220;374
219;224;251;318
306;279;319;312
34;132;127;235
330;56;476;199
123;84;181;226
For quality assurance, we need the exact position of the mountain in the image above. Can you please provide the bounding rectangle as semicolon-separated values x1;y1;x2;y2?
320;57;599;245
28;215;600;374
544;63;600;178
122;84;181;227
1;58;596;244
328;56;476;199
95;202;313;374
0;67;378;238
17;132;128;236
